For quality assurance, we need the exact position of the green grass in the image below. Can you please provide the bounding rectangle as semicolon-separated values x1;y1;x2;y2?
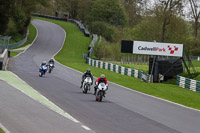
10;51;19;57
189;60;200;67
34;16;200;110
0;128;5;133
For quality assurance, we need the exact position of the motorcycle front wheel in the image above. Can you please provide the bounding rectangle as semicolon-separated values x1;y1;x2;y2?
39;73;42;77
49;68;52;73
96;91;103;102
83;85;88;94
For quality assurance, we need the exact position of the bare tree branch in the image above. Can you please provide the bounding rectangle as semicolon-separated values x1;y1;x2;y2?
188;0;200;37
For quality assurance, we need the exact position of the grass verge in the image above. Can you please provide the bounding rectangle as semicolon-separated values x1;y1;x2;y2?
34;16;200;110
0;128;5;133
10;51;19;58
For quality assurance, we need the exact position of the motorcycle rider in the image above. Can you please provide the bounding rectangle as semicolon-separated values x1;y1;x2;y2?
39;61;48;74
94;74;108;95
48;58;55;67
80;69;93;88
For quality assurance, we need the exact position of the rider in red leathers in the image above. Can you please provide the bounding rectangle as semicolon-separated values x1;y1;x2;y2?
94;74;108;95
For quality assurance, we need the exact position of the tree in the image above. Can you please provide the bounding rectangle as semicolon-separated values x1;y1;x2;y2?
121;0;146;27
0;0;49;35
55;0;93;21
77;0;92;21
188;0;200;38
89;0;128;27
153;0;184;42
131;16;189;44
131;17;162;42
0;0;10;34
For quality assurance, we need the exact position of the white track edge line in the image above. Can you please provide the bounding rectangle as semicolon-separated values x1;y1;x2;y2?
81;125;91;130
0;123;10;133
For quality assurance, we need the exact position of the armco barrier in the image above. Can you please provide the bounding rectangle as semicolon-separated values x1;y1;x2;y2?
32;13;67;21
68;19;90;37
0;35;27;50
88;34;98;57
86;58;150;83
0;49;8;70
176;75;200;92
8;36;27;49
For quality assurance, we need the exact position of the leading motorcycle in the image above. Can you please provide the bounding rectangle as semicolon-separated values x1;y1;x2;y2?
95;83;108;102
39;65;48;77
82;77;92;94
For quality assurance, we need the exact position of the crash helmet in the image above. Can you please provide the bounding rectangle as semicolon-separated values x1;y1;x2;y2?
86;69;91;73
100;74;105;79
50;58;54;61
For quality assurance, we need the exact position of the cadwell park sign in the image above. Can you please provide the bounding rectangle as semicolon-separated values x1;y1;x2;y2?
121;40;183;57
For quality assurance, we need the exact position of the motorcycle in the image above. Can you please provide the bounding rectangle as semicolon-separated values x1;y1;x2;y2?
82;77;92;94
48;63;54;73
39;65;48;77
95;83;108;102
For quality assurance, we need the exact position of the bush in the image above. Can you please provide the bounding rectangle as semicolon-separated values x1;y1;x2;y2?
5;18;24;43
88;0;128;27
13;6;27;34
185;37;200;56
90;21;117;42
5;18;17;36
90;21;107;35
0;14;9;35
130;18;162;42
94;40;121;60
103;25;117;42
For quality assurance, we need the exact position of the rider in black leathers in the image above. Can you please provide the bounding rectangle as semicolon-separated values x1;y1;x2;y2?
48;58;55;67
80;69;93;88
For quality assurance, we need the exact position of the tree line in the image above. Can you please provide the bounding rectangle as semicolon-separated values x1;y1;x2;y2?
0;0;48;41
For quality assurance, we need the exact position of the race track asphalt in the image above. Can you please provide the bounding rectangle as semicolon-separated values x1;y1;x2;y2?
7;19;200;133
